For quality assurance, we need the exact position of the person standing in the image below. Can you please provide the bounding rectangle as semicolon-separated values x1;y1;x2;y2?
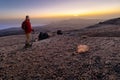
21;15;34;48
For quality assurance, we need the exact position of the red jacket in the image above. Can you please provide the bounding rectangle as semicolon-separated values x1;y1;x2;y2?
22;19;32;34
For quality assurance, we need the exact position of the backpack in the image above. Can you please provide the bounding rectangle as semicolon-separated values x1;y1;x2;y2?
21;21;26;30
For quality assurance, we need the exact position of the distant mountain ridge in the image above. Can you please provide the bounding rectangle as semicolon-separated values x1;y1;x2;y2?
0;26;48;37
73;17;120;37
99;17;120;25
87;17;120;28
0;28;23;37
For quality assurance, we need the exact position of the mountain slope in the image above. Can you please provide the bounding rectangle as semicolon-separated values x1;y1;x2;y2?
66;17;120;37
0;17;120;79
0;34;120;79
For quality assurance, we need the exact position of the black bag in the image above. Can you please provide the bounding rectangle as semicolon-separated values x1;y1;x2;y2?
38;32;49;40
57;30;63;35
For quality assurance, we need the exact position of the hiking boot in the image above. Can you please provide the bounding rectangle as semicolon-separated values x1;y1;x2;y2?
24;43;32;48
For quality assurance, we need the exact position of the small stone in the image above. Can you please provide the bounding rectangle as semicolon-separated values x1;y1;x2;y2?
113;63;120;74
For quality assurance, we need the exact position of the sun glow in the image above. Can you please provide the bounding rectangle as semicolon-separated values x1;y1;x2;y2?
73;14;79;17
31;8;120;19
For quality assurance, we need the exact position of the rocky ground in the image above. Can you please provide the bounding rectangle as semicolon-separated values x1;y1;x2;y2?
0;33;120;80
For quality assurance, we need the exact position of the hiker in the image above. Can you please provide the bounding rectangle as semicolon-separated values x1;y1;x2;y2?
21;15;34;47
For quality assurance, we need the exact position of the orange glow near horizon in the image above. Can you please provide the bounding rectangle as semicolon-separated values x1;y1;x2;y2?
1;8;119;20
31;8;120;19
0;2;120;20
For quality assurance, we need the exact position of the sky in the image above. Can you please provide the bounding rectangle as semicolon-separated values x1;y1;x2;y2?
0;0;120;19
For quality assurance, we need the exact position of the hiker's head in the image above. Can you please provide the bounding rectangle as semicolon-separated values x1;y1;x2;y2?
26;15;29;20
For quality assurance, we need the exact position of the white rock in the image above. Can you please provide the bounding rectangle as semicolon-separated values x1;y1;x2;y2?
77;45;89;53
